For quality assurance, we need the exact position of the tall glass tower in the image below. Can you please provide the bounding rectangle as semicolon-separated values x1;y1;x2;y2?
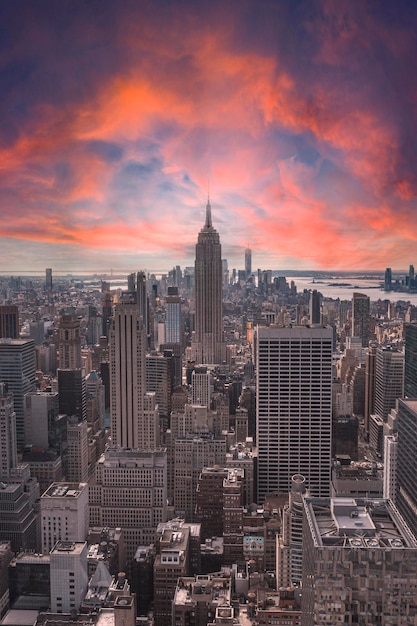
193;200;225;364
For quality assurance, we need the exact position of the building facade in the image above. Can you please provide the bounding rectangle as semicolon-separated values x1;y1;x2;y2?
193;201;225;365
256;326;333;502
302;497;417;625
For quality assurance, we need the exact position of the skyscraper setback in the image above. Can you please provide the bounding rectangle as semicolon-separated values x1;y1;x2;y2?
193;200;225;364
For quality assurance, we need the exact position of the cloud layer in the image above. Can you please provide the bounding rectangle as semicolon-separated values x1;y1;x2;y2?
1;0;417;272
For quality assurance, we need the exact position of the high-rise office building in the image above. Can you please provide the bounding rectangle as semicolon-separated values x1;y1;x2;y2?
50;541;88;613
24;390;60;449
245;247;252;278
0;306;19;339
410;264;415;290
256;326;333;501
41;482;89;554
302;497;417;625
58;314;82;369
67;417;89;482
136;270;149;341
45;268;53;292
164;286;182;345
352;292;370;347
191;366;212;407
404;323;417;397
309;290;321;324
0;384;17;481
396;398;417;538
109;300;159;449
0;339;36;449
384;267;392;291
89;448;167;562
374;346;404;421
58;368;87;421
193;200;225;364
364;342;378;436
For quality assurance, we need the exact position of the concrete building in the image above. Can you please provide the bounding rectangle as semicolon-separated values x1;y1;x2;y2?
89;448;167;563
58;368;87;422
396;398;417;539
66;417;89;482
331;458;383;499
173;571;233;626
50;541;88;613
364;342;378;436
0;305;19;339
374;346;404;422
256;326;332;501
302;497;417;625
145;351;173;423
384;435;398;500
0;541;13;618
0;383;17;481
58;314;82;370
352;292;370;347
192;200;225;365
23;391;60;449
174;435;227;521
404;322;417;397
153;519;201;626
40;482;89;554
277;475;306;588
191;366;212;407
0;338;36;449
9;551;50;611
109;300;159;449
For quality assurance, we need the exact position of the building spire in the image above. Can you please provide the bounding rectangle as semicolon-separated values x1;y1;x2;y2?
205;195;212;228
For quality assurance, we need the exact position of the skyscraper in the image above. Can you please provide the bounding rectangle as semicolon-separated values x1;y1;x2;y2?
0;339;36;449
352;292;370;347
193;200;225;365
384;267;392;291
58;314;82;369
0;383;17;481
256;326;333;501
374;346;404;421
404;323;417;397
109;299;159;449
395;398;417;538
45;268;52;292
244;247;252;278
0;306;19;339
309;289;321;324
164;286;182;345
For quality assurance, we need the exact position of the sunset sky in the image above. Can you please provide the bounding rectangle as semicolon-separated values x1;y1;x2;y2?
1;0;417;274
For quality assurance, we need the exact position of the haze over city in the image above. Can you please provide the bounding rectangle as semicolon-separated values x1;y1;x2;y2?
1;1;417;273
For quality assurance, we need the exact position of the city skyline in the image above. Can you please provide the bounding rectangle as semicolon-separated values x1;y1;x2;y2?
1;2;417;272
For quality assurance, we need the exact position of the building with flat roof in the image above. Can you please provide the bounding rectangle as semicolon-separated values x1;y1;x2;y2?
302;497;417;624
40;482;89;554
256;326;332;501
89;448;167;564
49;541;88;613
0;339;36;449
173;571;233;626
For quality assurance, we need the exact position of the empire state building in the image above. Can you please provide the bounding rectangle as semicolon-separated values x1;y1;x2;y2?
193;200;225;365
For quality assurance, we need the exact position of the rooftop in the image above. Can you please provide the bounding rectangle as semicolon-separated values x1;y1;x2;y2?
43;483;86;498
304;497;417;548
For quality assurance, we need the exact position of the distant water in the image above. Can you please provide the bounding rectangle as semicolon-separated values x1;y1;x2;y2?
97;276;417;306
289;276;417;305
